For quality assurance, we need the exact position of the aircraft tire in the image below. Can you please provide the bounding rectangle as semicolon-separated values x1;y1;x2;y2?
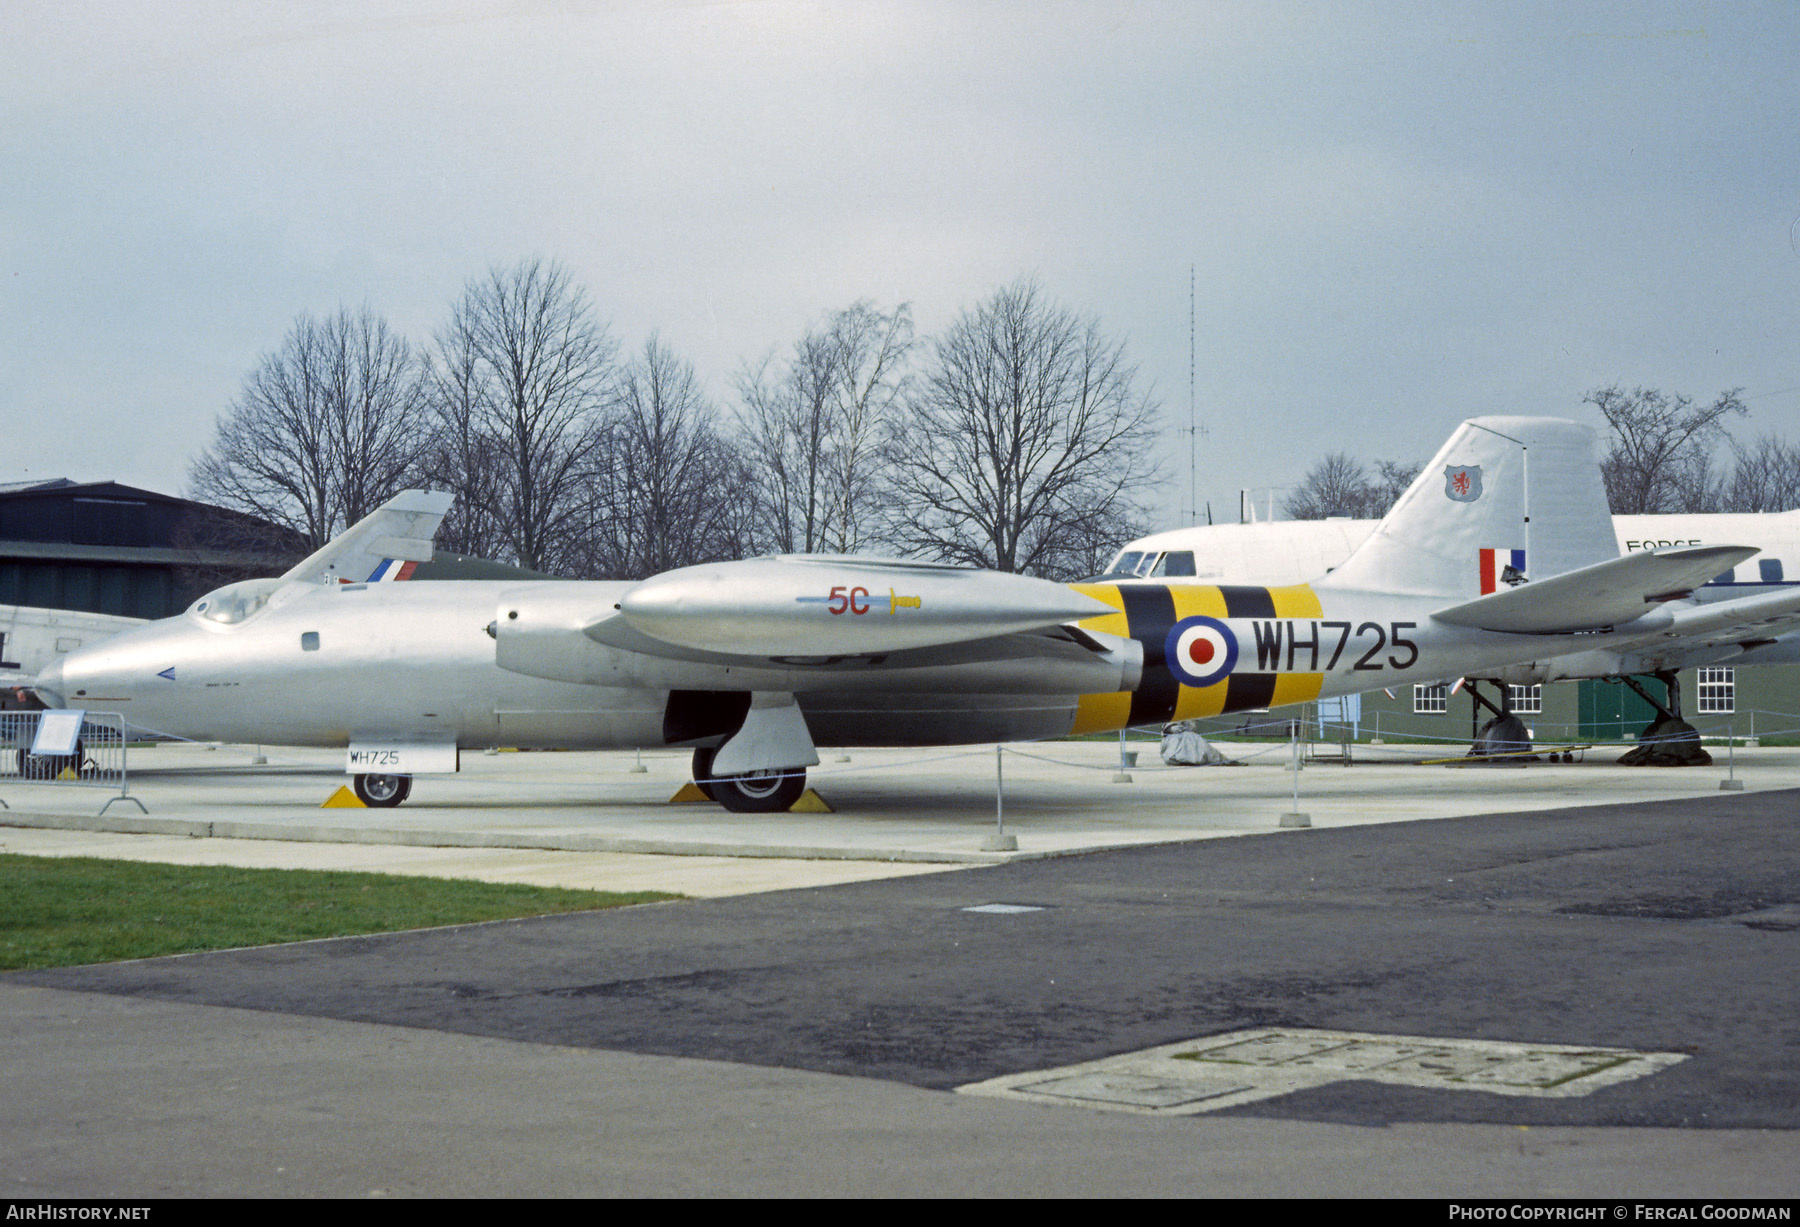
689;747;718;801
691;746;806;812
352;772;412;807
710;767;807;814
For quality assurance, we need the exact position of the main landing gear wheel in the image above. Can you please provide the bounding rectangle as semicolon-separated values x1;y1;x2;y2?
690;747;806;813
690;747;718;801
352;772;412;807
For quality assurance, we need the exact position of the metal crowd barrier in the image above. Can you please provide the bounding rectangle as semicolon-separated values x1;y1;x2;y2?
0;709;147;815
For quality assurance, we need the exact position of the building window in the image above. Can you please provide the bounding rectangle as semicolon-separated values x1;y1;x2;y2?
1697;667;1735;714
1414;682;1449;714
1508;684;1542;714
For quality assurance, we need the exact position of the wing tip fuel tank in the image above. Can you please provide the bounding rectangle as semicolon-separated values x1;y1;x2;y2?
617;556;1117;656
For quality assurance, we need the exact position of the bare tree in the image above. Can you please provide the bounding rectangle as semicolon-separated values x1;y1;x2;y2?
738;331;839;554
1369;459;1422;512
1586;384;1745;514
578;336;754;578
884;280;1161;579
1721;433;1800;512
428;258;617;574
737;301;913;555
416;312;508;561
1283;454;1420;519
819;301;913;552
191;305;428;549
1284;453;1368;520
168;503;311;597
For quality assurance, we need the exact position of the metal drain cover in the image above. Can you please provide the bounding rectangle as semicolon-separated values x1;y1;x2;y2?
957;1027;1688;1116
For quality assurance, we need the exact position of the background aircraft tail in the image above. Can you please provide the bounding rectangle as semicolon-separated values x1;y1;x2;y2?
1317;416;1616;600
280;490;455;586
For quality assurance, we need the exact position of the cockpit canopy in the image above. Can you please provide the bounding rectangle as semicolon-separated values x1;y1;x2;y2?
1091;549;1198;581
189;578;282;625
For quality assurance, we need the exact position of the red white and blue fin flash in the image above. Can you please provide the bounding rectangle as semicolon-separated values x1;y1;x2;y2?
1478;548;1526;594
365;558;419;583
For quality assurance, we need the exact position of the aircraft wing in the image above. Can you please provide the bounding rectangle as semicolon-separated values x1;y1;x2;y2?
280;490;455;585
583;607;1114;672
1431;545;1755;634
614;555;1117;656
494;556;1137;694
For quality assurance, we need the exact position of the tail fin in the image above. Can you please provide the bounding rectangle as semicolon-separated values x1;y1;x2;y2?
1317;417;1615;599
280;490;455;585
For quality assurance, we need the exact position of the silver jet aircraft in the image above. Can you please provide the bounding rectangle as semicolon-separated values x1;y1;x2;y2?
36;417;1800;809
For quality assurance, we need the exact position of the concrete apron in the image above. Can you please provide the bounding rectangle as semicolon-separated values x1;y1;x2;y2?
0;739;1792;894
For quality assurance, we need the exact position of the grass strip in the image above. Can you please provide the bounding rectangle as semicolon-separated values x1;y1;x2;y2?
0;853;677;971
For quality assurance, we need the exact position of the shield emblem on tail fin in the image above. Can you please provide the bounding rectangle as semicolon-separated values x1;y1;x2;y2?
1444;465;1482;502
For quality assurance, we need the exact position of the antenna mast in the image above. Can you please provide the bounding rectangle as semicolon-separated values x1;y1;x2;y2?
1188;264;1197;524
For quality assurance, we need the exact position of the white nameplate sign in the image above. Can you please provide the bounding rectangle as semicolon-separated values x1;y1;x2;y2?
345;740;459;775
32;709;85;756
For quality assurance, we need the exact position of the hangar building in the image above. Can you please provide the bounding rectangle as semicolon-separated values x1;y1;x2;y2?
0;478;291;620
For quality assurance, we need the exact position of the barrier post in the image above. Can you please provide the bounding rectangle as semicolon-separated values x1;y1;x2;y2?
1279;721;1311;828
1721;720;1744;791
983;743;1017;851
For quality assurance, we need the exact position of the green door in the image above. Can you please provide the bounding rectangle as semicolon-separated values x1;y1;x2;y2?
1577;676;1662;741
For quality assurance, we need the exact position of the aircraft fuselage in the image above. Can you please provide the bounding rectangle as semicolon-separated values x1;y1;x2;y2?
37;573;1677;753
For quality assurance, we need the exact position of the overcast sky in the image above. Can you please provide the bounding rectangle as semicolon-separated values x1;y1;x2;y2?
4;0;1797;532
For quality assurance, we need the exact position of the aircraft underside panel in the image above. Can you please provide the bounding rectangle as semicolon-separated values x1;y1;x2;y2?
501;690;1084;751
486;688;1088;751
493;704;665;749
795;693;1079;747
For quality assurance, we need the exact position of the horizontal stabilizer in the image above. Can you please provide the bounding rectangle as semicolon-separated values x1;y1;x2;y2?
1433;545;1757;633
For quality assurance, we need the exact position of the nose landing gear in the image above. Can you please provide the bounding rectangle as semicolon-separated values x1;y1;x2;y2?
352;773;413;807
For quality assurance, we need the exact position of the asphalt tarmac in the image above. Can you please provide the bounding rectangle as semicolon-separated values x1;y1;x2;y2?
3;744;1798;1196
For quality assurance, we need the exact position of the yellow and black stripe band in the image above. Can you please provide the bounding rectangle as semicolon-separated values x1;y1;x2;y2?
1069;582;1325;734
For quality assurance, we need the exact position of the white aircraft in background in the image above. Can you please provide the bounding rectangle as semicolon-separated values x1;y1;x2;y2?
1102;509;1800;681
33;418;1800;809
2;606;142;697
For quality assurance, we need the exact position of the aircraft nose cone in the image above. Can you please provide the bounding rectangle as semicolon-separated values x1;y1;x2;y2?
32;657;66;708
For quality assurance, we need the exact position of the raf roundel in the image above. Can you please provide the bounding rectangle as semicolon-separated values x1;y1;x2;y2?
1165;616;1237;688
